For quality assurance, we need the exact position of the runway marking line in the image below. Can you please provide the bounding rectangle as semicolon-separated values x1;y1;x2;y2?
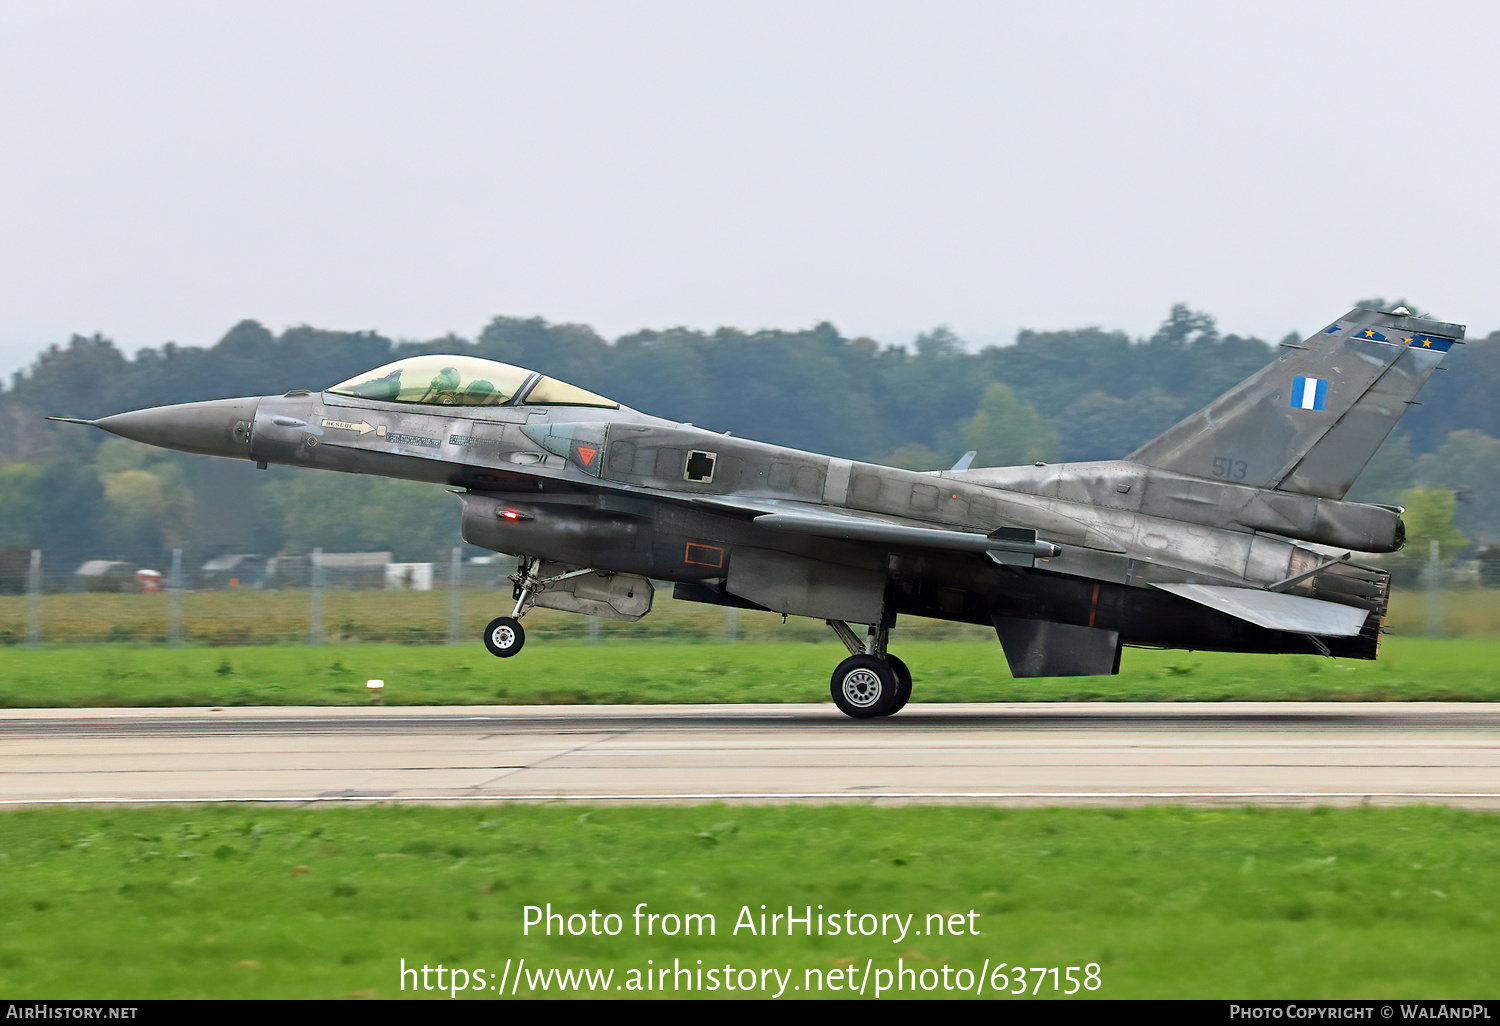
4;791;1500;806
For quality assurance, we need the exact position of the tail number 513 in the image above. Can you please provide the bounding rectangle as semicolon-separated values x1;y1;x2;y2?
1211;456;1248;480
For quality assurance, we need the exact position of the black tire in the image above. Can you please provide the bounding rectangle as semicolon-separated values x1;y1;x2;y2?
482;616;526;658
881;654;913;716
830;654;899;719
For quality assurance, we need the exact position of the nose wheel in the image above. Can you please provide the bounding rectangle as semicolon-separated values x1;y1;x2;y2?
483;616;525;658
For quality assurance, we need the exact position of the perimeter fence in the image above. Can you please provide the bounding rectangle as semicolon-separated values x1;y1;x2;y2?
0;547;922;647
0;547;1493;648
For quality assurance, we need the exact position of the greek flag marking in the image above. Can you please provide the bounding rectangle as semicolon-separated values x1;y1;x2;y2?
1291;377;1328;411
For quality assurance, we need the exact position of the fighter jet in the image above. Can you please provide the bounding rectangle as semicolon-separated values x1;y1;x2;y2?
51;306;1464;717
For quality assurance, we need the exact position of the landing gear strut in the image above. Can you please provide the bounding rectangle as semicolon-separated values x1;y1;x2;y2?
826;617;911;718
481;556;597;659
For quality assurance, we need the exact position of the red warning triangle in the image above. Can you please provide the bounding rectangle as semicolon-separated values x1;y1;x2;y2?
577;446;597;466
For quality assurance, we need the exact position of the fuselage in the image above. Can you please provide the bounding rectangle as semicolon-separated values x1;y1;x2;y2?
94;381;1387;661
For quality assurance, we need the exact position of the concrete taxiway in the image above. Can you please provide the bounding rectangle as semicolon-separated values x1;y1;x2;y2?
3;703;1499;808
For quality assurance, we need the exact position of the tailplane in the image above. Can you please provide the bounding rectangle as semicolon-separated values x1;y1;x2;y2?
1128;308;1464;499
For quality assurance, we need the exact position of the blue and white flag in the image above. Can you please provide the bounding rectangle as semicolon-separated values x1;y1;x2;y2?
1290;376;1328;410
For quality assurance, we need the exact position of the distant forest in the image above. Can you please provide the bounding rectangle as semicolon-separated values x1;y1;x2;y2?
3;303;1498;570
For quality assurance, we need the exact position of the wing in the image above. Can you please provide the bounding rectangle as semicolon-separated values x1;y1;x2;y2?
751;508;1059;565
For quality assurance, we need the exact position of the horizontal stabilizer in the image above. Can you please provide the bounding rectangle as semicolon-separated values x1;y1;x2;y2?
1155;583;1367;637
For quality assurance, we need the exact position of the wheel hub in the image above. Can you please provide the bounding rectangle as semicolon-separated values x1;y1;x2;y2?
840;668;884;708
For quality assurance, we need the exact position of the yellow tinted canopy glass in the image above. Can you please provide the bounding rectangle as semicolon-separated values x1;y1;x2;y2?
328;356;617;409
523;376;618;408
330;356;532;406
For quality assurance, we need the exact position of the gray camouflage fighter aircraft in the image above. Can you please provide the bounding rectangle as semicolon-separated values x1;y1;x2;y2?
52;306;1464;717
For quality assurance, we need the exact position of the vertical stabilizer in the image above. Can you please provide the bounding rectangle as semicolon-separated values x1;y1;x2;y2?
1127;308;1464;499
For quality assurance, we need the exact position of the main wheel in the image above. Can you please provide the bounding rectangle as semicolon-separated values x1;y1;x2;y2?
830;654;899;719
880;654;913;716
482;616;525;658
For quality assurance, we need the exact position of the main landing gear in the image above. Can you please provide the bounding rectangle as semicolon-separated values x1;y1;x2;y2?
826;618;912;719
482;556;596;659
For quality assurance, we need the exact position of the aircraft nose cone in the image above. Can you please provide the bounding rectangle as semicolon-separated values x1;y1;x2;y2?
94;397;261;459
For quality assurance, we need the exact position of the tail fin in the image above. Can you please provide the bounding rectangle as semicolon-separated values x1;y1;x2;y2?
1127;307;1464;499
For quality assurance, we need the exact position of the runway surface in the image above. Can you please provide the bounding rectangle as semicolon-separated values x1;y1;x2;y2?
3;702;1500;808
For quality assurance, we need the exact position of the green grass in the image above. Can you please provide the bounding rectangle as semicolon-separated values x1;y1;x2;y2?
4;586;1500;707
1;804;1496;999
2;636;1500;707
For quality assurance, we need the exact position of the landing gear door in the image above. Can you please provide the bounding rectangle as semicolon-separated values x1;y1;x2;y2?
530;566;654;621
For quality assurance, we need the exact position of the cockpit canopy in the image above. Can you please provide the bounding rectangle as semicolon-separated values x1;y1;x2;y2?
328;355;618;409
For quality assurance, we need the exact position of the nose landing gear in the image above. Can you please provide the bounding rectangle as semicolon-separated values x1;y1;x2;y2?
481;556;598;659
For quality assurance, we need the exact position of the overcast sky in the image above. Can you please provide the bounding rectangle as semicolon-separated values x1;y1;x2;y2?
2;0;1496;380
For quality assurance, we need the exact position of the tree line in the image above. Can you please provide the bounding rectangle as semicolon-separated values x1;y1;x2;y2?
2;302;1496;572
